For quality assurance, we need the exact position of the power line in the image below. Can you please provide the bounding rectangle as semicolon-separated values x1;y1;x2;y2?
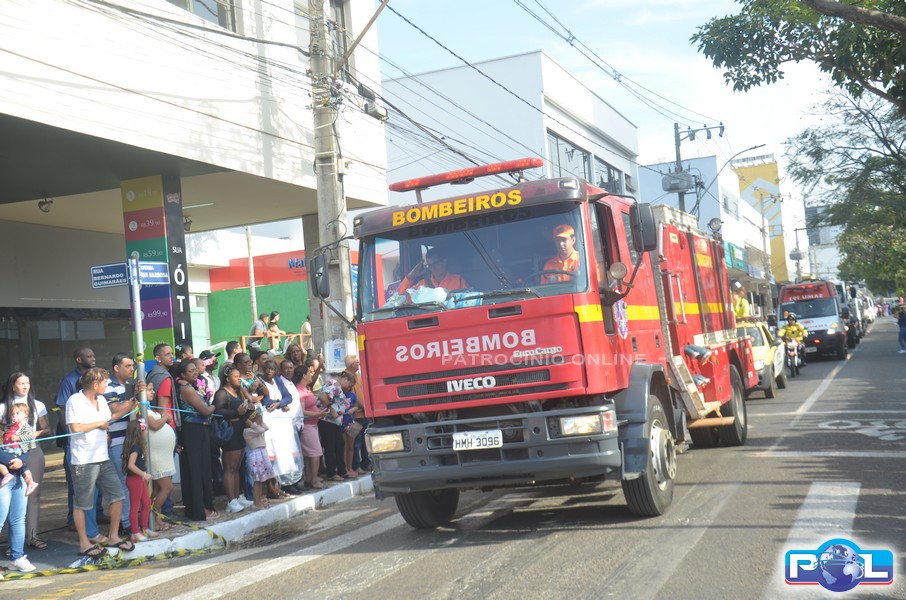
517;0;721;125
384;4;664;177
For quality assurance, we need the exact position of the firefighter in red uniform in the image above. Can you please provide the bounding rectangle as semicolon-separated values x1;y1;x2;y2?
542;224;580;283
398;247;468;294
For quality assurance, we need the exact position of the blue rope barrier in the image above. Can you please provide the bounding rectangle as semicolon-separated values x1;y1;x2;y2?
0;408;140;450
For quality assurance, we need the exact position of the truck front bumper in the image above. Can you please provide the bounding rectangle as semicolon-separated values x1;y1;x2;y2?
368;407;623;496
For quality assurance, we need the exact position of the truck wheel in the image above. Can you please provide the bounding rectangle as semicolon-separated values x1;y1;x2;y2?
395;489;460;529
836;344;847;360
622;397;675;517
688;425;719;448
765;367;778;398
718;367;747;446
776;366;787;390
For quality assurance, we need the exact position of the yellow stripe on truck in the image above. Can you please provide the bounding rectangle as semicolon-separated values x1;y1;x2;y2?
627;305;660;321
357;334;366;351
574;304;603;322
576;304;664;322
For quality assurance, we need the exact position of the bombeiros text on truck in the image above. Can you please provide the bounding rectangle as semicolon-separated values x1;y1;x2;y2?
310;158;757;528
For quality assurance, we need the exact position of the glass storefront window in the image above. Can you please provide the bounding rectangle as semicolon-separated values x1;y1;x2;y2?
0;308;132;436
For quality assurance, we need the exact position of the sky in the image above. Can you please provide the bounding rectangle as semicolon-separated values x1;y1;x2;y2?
372;0;833;199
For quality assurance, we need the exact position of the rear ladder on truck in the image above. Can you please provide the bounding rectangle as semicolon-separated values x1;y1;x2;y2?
649;213;734;437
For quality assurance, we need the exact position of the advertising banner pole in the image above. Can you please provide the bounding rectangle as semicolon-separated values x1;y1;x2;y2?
129;252;154;531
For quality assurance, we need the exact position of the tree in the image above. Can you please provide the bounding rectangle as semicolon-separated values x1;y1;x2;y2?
836;225;906;294
692;1;906;116
786;93;906;293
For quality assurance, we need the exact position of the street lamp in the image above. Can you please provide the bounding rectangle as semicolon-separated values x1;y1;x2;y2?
791;226;813;282
693;144;767;216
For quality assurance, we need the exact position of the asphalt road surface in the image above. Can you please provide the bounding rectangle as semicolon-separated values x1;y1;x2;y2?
5;318;904;600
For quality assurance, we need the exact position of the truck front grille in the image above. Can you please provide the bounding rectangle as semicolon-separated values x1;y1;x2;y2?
386;382;567;410
397;369;551;398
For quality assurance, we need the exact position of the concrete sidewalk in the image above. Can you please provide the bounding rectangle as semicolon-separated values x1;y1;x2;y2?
3;451;374;572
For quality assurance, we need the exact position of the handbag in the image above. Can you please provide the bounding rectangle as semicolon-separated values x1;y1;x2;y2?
211;417;234;446
344;421;363;440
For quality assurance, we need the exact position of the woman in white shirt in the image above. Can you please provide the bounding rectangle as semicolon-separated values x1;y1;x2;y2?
1;373;51;551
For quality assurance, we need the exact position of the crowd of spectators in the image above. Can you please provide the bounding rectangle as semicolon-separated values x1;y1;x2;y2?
0;337;369;568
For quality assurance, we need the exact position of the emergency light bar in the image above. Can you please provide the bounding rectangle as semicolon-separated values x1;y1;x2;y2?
388;158;544;192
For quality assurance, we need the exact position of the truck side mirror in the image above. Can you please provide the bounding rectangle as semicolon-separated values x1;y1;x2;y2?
630;203;658;253
841;307;850;320
310;254;330;299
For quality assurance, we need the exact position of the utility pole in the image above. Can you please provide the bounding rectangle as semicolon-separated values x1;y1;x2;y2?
673;123;685;212
673;122;724;213
757;190;778;317
310;0;356;371
246;225;257;322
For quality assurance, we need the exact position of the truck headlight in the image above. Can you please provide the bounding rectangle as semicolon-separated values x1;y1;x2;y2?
754;360;765;370
827;328;838;335
367;432;405;454
559;415;603;436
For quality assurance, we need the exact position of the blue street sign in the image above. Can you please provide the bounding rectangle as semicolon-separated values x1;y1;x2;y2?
91;262;129;289
138;261;170;286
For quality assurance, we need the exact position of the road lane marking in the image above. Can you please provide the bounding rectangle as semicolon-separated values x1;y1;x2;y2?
168;512;405;600
749;410;906;417
79;509;377;600
763;481;860;600
753;450;906;459
584;482;741;597
763;359;848;455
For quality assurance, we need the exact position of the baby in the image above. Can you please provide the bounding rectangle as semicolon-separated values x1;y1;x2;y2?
1;404;40;495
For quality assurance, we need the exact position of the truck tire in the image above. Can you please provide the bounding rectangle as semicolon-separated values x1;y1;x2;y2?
395;489;460;529
622;397;675;516
688;425;719;448
765;367;778;398
836;344;847;360
776;366;787;390
718;367;747;446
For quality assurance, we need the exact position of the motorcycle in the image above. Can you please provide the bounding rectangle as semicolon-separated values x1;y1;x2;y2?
784;337;801;377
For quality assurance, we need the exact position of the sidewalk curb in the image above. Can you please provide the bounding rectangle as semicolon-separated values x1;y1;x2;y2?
115;476;374;559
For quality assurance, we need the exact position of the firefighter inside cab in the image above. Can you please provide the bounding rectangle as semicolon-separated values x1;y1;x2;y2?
541;224;580;283
395;247;468;302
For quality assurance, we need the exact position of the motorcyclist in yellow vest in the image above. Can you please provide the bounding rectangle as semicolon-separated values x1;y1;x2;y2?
777;313;808;366
778;314;807;342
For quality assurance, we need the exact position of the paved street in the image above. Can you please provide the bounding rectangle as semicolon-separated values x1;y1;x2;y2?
3;318;904;600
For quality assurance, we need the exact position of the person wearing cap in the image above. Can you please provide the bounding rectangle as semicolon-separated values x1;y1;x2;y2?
398;247;468;295
542;224;580;283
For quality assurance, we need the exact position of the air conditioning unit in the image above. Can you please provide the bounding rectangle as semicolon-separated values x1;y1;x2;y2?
661;171;694;193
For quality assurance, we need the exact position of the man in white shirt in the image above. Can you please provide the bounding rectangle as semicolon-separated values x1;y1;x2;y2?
66;367;133;558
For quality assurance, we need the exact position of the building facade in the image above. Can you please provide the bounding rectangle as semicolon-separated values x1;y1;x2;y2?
382;51;639;203
0;0;387;403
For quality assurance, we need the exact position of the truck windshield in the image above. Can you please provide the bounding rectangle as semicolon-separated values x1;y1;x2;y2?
358;203;588;321
779;299;837;319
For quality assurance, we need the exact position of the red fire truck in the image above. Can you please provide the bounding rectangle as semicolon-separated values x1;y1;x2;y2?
311;158;756;528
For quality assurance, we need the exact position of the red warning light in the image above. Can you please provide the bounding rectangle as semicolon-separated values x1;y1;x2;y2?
389;158;544;192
